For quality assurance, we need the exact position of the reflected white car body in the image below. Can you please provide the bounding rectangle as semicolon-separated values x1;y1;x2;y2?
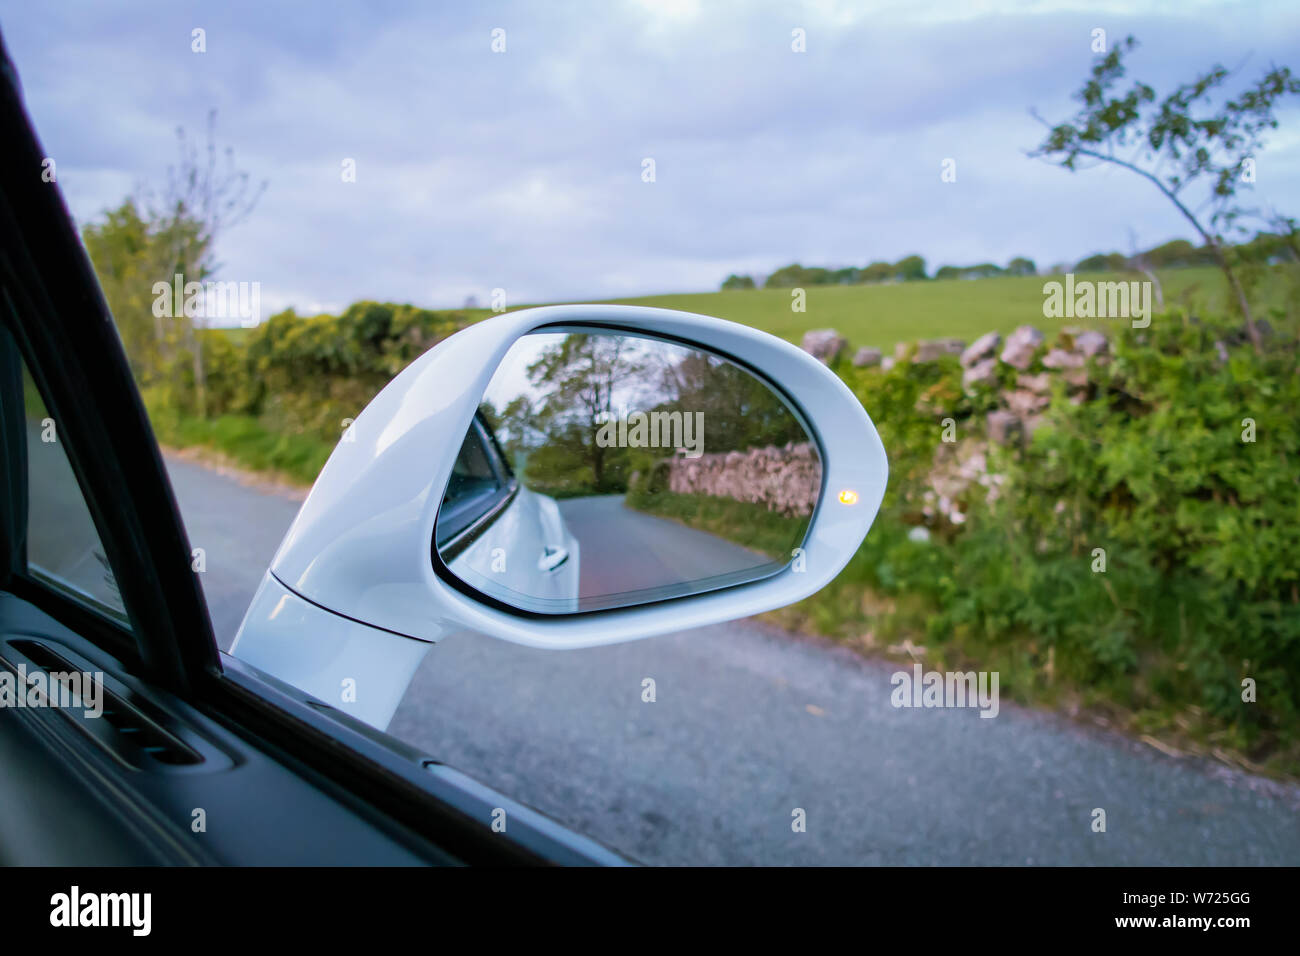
447;486;580;608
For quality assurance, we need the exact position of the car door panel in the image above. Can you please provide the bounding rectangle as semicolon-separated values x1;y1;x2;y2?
0;592;447;865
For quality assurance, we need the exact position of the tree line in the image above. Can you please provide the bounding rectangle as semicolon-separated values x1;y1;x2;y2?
721;231;1297;291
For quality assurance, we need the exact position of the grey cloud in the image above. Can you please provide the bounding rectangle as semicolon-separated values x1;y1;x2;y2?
2;0;1297;308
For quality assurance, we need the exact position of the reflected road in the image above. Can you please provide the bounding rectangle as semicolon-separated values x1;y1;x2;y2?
557;494;768;600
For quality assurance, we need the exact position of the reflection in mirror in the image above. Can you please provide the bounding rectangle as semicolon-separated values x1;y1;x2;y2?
435;328;822;614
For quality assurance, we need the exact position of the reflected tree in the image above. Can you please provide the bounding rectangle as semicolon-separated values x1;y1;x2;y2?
523;334;646;494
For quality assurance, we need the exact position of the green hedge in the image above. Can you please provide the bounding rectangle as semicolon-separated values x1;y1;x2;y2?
159;301;471;442
780;311;1300;773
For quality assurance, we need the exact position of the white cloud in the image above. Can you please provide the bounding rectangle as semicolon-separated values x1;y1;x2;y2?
3;0;1296;309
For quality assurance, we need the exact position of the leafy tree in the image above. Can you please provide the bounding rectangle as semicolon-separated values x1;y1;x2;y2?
720;273;756;290
764;264;833;288
858;260;896;283
1075;251;1130;272
933;262;1006;280
1006;256;1037;276
239;301;461;437
523;333;646;491
1143;238;1216;268
522;421;634;496
82;111;265;418
81;200;167;384
895;254;928;281
1031;36;1300;350
135;110;266;415
652;351;807;453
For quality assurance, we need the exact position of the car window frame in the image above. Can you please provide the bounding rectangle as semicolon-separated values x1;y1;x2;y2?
0;31;625;866
435;414;519;557
438;416;504;521
5;330;132;627
0;270;146;665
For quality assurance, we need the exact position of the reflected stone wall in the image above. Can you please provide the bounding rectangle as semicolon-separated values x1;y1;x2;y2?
662;442;820;516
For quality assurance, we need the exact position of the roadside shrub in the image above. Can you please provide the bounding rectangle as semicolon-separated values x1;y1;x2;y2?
144;302;473;481
796;312;1300;769
984;313;1300;736
241;302;468;440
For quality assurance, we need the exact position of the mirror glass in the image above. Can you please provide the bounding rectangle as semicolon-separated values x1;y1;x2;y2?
435;328;821;614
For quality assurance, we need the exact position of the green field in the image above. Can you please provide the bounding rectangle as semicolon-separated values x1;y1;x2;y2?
240;266;1269;353
598;268;1244;349
456;267;1248;353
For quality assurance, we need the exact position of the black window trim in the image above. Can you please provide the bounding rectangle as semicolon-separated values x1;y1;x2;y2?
0;265;144;665
436;480;519;564
0;29;627;866
434;413;518;558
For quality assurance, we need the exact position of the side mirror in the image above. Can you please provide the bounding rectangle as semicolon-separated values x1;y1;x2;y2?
438;328;824;614
231;305;887;728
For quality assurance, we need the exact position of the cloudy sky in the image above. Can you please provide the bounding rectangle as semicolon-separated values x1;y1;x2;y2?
3;0;1298;314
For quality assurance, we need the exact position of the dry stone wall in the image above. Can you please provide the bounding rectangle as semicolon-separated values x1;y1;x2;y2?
660;441;821;516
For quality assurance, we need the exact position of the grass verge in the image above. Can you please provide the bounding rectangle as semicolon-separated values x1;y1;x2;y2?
625;489;808;560
146;407;333;488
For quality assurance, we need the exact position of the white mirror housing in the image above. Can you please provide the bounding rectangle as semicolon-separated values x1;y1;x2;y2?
231;305;887;728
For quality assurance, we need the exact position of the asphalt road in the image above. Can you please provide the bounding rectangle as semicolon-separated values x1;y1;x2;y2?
165;453;1300;866
557;494;769;601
